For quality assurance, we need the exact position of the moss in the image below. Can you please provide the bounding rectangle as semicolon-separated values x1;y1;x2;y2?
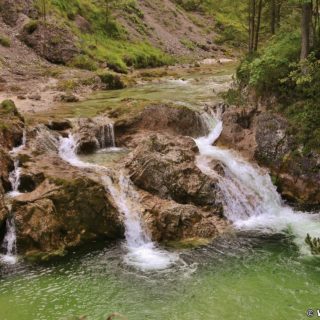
0;99;18;116
0;35;11;47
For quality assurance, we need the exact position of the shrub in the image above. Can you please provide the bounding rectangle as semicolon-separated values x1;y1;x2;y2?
0;35;11;47
237;32;300;95
98;72;125;90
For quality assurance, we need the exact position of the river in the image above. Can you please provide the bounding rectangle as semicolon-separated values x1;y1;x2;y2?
1;62;319;320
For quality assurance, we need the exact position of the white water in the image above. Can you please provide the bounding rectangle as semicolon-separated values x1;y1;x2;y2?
59;134;176;271
1;131;26;263
1;216;17;264
195;114;320;254
100;123;116;149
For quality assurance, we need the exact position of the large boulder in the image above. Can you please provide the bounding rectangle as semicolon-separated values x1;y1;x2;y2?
12;160;124;259
20;20;80;64
126;133;221;207
140;192;227;242
114;104;208;148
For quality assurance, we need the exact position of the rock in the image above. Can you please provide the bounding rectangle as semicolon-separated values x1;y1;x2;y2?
74;14;92;33
46;119;72;131
126;133;220;207
0;0;34;26
20;20;80;64
140;192;227;242
73;117;115;154
12;165;124;258
28;93;41;101
0;100;25;150
60;94;79;103
218;106;320;208
115;104;208;148
17;95;27;100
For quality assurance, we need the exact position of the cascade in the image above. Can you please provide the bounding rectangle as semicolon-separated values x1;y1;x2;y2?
1;130;26;263
195;112;320;254
100;123;116;149
59;134;176;270
1;214;17;264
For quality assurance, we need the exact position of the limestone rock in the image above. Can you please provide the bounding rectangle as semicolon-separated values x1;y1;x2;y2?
140;192;227;242
126;133;220;207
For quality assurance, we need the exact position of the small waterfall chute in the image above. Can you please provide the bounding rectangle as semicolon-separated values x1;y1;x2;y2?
1;215;17;264
195;110;320;254
59;134;177;270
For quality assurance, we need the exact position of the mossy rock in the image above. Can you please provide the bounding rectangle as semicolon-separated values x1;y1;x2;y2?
98;72;126;90
0;100;23;120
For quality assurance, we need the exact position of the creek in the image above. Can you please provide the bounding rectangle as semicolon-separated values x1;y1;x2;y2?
0;62;319;320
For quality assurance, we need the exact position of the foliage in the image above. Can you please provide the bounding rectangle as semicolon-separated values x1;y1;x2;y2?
237;32;301;94
0;35;11;47
98;72;126;89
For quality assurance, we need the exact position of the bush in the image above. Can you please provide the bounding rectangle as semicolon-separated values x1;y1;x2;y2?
0;35;11;47
98;72;125;90
237;32;300;95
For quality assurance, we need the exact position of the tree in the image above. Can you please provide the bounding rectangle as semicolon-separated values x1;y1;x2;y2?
300;0;312;60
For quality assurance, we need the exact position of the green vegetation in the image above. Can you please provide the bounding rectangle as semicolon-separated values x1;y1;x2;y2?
0;34;11;47
33;0;173;72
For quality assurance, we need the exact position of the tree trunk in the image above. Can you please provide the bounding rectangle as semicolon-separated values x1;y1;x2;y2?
271;0;276;34
249;0;256;53
254;0;263;51
300;2;313;60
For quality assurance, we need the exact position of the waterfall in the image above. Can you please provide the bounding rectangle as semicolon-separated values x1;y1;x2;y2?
100;123;116;149
1;215;17;264
1;129;27;263
195;113;320;254
59;134;176;271
8;160;22;197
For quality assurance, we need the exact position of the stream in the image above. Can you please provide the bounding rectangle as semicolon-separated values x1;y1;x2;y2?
1;62;320;320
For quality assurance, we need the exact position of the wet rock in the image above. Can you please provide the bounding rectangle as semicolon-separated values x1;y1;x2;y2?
73;117;115;154
140;192;227;242
115;104;207;148
46;119;72;131
0;100;25;150
60;94;79;103
12;165;124;258
218;106;320;208
126;133;220;207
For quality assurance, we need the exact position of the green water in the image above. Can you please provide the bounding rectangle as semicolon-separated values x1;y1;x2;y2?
35;64;235;121
1;236;319;320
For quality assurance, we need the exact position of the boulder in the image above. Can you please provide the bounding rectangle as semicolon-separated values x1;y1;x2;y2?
114;104;208;148
73;117;115;154
20;21;80;64
12;164;124;258
126;133;220;207
140;192;227;242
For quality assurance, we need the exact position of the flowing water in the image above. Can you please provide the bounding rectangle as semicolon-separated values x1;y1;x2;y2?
1;63;320;320
59;132;176;272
